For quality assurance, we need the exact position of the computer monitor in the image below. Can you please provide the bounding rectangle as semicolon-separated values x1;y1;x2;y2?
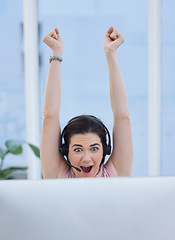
0;177;175;240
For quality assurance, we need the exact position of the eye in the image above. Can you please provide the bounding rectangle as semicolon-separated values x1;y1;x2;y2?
91;147;99;152
74;148;82;152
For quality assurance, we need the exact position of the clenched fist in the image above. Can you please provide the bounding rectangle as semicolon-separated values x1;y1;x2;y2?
103;26;124;55
43;28;63;56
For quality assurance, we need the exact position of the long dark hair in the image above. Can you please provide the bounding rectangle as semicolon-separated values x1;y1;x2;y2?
60;115;111;164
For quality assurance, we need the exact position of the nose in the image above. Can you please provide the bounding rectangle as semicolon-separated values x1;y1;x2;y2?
82;151;92;163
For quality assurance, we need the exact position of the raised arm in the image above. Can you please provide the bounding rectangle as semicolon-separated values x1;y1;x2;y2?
41;28;68;179
103;27;133;176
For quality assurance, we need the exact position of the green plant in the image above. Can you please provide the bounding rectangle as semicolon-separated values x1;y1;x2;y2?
0;140;40;180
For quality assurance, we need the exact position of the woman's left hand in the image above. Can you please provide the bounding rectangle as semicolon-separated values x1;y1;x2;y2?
103;26;124;55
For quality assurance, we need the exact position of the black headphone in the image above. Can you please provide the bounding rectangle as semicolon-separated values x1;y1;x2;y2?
59;115;111;158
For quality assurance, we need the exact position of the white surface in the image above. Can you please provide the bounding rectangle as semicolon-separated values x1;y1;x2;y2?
0;177;175;240
148;0;161;176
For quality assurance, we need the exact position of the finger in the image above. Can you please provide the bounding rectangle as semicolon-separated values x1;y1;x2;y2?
55;27;60;37
107;26;113;34
106;26;113;36
110;34;118;40
113;34;125;48
55;27;62;40
110;29;119;39
50;30;57;39
110;29;124;41
55;27;59;34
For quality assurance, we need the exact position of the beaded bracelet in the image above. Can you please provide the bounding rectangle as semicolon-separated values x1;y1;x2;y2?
49;56;63;63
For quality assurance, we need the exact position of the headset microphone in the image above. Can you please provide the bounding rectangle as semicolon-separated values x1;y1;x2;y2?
67;161;81;172
59;146;81;172
61;153;81;172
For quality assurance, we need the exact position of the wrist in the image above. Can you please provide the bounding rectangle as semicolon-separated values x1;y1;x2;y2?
52;49;63;58
49;56;63;63
105;50;117;60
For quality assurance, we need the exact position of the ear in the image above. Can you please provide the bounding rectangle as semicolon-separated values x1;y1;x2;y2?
104;145;111;155
59;144;68;156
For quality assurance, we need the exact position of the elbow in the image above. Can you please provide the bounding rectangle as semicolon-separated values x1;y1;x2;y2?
113;109;130;120
113;113;131;121
43;110;59;119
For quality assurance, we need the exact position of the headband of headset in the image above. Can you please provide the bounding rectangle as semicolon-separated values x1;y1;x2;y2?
59;115;111;157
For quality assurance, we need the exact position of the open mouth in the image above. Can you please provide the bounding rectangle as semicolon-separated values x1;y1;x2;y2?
80;165;93;174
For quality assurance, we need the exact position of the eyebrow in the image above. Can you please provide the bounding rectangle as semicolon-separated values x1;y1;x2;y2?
72;143;100;148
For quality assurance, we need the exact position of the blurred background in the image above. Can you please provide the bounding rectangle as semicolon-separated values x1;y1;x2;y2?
0;0;174;178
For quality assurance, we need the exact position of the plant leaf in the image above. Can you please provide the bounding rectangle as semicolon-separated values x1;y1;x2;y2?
0;169;3;178
5;140;24;154
6;176;16;180
28;143;40;158
0;147;9;159
2;167;28;178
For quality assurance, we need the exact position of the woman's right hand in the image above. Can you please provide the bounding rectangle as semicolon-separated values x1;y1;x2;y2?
43;28;63;55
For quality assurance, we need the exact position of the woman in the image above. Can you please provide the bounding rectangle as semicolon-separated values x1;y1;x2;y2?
41;26;133;178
